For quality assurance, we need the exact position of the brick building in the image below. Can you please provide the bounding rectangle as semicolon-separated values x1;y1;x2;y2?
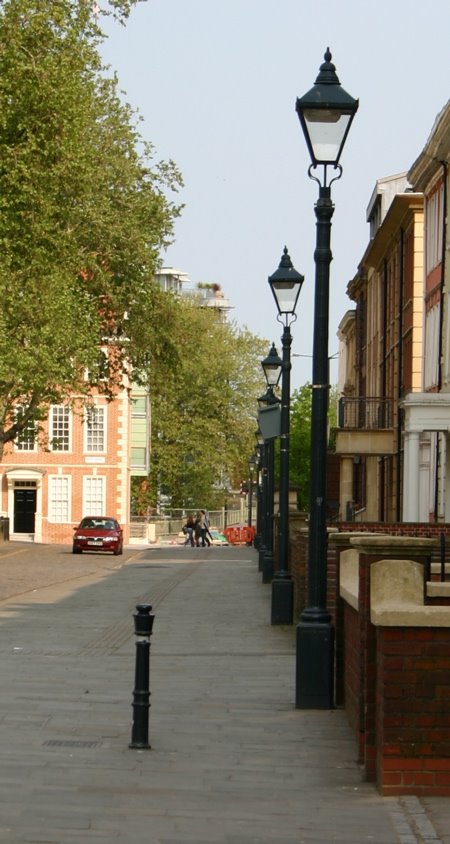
336;173;424;521
0;386;132;545
335;100;450;524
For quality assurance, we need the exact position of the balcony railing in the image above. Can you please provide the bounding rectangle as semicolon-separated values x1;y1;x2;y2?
338;397;393;430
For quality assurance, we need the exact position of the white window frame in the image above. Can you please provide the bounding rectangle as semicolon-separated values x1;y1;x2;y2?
82;475;106;516
425;184;444;274
424;302;440;390
132;395;147;417
84;405;107;453
50;406;71;452
131;446;147;470
15;409;37;452
48;475;71;523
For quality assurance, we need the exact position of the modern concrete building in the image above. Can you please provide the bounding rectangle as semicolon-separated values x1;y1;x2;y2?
155;267;233;321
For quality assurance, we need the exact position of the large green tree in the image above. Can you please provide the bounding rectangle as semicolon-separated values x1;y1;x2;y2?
0;0;182;457
146;297;267;511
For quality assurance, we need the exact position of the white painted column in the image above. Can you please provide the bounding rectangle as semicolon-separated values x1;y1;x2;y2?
436;432;446;522
339;456;354;520
403;431;420;521
445;434;450;522
419;434;431;522
365;457;379;521
34;478;43;543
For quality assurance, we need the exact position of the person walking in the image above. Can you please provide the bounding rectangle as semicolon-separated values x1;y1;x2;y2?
198;510;211;547
182;514;195;547
194;512;202;547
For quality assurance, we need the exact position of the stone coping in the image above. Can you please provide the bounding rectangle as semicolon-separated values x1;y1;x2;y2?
338;552;450;618
329;531;375;548
350;534;436;556
427;581;450;598
339;548;359;611
371;559;450;627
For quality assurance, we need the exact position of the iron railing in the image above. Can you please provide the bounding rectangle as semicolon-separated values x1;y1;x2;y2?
338;397;393;430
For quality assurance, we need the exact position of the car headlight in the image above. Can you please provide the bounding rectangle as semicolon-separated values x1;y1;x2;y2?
75;534;87;540
103;536;116;542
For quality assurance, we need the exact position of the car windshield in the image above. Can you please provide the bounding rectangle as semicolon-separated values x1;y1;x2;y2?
80;518;116;530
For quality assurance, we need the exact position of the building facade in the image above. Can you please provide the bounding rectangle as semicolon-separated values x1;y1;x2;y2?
336;100;450;524
0;388;131;544
401;101;450;521
0;265;233;544
335;174;425;521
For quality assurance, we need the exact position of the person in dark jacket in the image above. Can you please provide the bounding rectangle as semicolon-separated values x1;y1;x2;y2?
182;514;195;547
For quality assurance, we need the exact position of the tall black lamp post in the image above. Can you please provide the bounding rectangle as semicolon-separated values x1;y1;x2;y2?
266;249;304;625
257;384;279;583
295;49;358;707
247;453;258;528
253;428;265;555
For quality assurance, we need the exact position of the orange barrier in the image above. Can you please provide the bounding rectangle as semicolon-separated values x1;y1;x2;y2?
242;525;256;545
223;525;256;545
223;526;239;544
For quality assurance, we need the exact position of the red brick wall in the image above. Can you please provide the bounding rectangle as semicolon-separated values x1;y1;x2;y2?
285;519;450;794
288;525;337;622
376;627;450;796
343;602;365;762
338;522;450;539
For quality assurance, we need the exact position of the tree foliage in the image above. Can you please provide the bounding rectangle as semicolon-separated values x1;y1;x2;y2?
289;382;338;511
0;0;182;456
289;384;313;511
147;298;267;511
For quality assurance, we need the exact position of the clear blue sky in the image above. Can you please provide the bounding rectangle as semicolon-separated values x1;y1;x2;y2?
100;0;450;389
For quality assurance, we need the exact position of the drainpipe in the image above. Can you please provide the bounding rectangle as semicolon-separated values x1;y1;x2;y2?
380;259;388;520
437;162;448;392
435;162;448;520
397;230;404;522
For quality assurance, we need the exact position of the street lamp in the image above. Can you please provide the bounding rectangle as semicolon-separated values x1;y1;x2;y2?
248;453;258;528
267;248;304;625
257;384;279;584
253;426;265;554
295;49;358;707
261;341;283;389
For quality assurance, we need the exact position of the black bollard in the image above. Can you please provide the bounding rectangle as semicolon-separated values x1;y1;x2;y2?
129;603;155;750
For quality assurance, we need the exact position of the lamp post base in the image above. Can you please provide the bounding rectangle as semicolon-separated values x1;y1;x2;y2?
295;620;334;708
271;576;293;625
258;544;266;572
262;551;274;584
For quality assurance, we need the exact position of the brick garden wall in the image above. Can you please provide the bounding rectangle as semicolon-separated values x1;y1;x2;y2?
286;519;450;794
288;519;450;622
338;521;450;543
343;602;365;762
376;627;450;796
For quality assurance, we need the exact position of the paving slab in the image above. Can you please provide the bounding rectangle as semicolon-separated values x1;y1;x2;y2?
0;542;450;843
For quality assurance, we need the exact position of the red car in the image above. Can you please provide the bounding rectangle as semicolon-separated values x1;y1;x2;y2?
72;517;123;555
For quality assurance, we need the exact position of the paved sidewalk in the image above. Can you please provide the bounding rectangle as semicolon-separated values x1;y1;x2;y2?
0;542;449;843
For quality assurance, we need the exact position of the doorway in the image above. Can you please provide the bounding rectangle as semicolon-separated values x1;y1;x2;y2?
14;487;37;533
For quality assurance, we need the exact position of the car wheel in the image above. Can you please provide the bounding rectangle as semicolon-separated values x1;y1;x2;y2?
72;545;82;554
